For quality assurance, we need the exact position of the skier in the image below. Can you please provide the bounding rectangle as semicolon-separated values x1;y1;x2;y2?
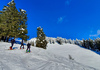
26;42;31;53
10;38;15;50
20;40;24;49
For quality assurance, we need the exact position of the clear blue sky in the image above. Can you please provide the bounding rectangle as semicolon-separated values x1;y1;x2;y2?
0;0;100;40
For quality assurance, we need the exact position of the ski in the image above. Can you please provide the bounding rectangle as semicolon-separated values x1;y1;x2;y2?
26;50;31;53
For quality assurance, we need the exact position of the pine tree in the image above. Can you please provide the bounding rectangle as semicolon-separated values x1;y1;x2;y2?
6;0;20;38
18;9;29;41
85;39;89;49
0;12;3;40
89;38;94;49
0;0;29;42
0;11;2;23
36;27;48;49
95;38;100;50
82;39;85;47
0;9;8;41
56;37;63;45
0;0;20;40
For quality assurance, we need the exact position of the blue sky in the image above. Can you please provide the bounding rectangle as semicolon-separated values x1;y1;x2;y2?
0;0;100;40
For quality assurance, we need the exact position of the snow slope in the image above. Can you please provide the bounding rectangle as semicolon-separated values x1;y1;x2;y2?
47;43;100;70
0;42;99;70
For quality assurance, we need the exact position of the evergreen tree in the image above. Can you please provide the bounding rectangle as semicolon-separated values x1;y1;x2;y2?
95;38;100;50
56;37;63;45
0;11;2;23
0;9;7;41
36;27;48;49
18;9;29;41
85;39;89;49
89;38;94;49
5;0;20;38
0;11;3;40
0;0;20;41
0;0;29;42
82;39;85;47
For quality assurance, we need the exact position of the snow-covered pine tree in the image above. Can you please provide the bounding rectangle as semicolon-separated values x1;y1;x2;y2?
94;38;100;51
18;9;29;41
36;27;48;49
0;0;29;42
7;0;20;38
89;38;94;50
56;37;63;45
65;39;68;43
0;0;20;39
82;39;85;47
85;39;89;49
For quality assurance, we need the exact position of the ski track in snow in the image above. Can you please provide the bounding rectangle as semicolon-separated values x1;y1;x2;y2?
0;42;99;70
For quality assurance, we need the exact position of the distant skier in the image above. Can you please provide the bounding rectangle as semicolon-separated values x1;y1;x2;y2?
20;40;24;49
26;42;31;53
10;38;15;50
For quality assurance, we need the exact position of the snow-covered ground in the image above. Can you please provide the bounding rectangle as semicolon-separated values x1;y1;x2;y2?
47;43;100;70
0;41;100;70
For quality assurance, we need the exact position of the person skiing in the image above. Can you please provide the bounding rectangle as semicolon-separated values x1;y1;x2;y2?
10;38;15;50
20;40;24;49
26;42;31;53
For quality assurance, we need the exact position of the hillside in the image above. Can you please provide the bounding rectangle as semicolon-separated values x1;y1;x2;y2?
28;37;100;69
0;41;100;70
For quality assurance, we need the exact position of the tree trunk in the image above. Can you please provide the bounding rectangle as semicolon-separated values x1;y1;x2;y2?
4;36;6;42
1;36;4;41
7;36;9;42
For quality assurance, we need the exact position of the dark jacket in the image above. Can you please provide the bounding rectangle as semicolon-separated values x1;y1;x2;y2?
11;39;15;44
21;40;24;45
27;43;31;48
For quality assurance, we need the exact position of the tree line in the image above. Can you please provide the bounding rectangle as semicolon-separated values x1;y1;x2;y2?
55;37;100;51
82;38;100;51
